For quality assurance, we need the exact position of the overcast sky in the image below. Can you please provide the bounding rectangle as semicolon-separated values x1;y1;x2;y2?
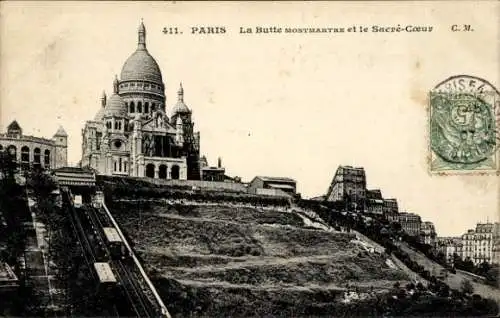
1;1;499;236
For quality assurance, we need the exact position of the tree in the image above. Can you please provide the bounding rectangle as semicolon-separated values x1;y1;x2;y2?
452;253;463;268
484;264;499;287
0;150;17;181
435;251;446;265
476;261;491;277
26;169;57;198
461;257;475;273
460;279;474;295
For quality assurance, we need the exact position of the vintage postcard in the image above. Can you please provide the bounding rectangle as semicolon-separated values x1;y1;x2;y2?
0;1;499;317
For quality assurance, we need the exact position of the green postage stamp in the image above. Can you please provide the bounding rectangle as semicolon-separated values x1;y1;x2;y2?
429;75;500;173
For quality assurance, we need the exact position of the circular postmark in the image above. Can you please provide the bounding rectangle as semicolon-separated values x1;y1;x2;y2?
430;75;500;167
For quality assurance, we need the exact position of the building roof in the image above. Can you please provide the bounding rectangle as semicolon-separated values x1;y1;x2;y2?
310;195;326;201
255;176;296;183
54;167;93;173
54;125;68;137
0;262;18;282
267;183;295;190
53;167;96;186
104;94;128;118
121;50;163;83
120;22;163;84
340;165;365;171
7;120;21;132
94;105;105;121
171;83;191;116
476;222;496;233
202;166;225;171
367;189;383;199
103;227;122;242
93;262;117;283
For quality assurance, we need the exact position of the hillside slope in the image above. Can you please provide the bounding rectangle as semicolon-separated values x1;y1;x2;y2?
108;199;410;316
395;241;500;306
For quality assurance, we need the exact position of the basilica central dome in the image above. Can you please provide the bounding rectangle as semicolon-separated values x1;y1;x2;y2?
120;21;163;84
121;50;163;83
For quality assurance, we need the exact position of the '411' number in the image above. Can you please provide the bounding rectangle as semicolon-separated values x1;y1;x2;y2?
163;27;180;34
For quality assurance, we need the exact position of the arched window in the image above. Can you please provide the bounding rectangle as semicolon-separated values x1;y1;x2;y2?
21;146;30;163
119;158;122;172
138;101;142;113
130;101;135;113
152;103;156;111
33;148;41;169
6;145;16;160
145;164;155;178
159;165;167;179
124;161;128;173
145;102;149;114
114;160;117;172
44;149;50;166
171;165;180;180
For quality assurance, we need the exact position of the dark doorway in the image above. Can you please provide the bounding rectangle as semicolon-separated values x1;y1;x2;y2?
145;164;155;178
171;165;180;180
159;165;167;179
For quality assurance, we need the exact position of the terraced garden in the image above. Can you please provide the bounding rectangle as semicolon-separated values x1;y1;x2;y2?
109;199;409;317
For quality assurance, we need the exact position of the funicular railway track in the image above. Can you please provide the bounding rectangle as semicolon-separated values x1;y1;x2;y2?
62;190;99;276
112;259;152;317
61;187;167;317
88;204;155;317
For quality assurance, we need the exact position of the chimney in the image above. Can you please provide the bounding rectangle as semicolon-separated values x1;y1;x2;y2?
218;157;222;168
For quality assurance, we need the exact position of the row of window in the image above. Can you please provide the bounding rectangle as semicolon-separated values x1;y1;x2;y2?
119;82;162;90
127;101;158;114
106;121;125;130
463;242;491;246
145;163;181;179
463;238;492;242
0;144;50;166
113;157;128;173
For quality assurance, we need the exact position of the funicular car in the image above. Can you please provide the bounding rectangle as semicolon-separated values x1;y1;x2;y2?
102;227;128;260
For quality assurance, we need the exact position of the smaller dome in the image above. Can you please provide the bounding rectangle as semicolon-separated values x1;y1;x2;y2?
94;107;105;121
171;83;191;117
172;100;190;115
104;94;127;118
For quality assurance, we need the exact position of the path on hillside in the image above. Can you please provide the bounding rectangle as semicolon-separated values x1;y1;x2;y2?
141;250;362;271
396;241;500;306
26;189;65;314
23;192;56;314
142;211;335;231
172;278;398;292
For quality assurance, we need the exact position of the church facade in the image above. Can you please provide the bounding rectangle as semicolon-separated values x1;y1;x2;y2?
81;22;202;180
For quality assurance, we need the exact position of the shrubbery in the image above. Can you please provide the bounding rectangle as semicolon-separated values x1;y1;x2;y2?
0;168;33;315
25;169;114;316
303;200;499;317
103;182;290;208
